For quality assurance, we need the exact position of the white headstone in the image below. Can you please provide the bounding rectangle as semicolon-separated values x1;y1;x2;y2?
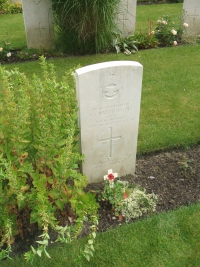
183;0;200;36
117;0;137;37
21;0;55;49
76;61;143;183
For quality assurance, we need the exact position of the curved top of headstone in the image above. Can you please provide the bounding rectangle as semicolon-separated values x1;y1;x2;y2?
76;61;143;75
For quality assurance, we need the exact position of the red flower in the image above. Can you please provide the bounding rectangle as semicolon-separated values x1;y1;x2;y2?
123;192;128;199
107;173;114;181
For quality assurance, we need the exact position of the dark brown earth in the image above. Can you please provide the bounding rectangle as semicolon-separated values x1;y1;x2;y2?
6;144;200;258
87;144;200;232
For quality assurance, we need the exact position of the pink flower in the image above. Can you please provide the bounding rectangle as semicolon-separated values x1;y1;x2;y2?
25;52;28;55
33;54;36;57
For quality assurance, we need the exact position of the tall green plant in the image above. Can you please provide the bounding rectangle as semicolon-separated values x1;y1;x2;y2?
52;0;120;54
0;57;98;262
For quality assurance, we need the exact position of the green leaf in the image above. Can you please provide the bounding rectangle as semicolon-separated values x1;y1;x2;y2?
55;199;65;210
36;249;42;257
84;253;90;261
90;244;95;252
92;232;96;239
88;239;93;245
44;249;51;258
36;240;48;246
115;45;121;54
31;246;37;254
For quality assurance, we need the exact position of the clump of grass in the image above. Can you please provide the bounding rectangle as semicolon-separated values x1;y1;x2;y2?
52;0;120;54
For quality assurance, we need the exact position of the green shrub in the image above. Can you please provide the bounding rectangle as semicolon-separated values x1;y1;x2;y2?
16;48;63;61
116;187;157;222
112;20;158;54
5;2;22;14
154;14;188;46
0;41;12;62
0;57;98;262
0;0;8;13
52;0;120;54
112;33;139;55
0;1;22;14
99;172;157;221
133;31;159;49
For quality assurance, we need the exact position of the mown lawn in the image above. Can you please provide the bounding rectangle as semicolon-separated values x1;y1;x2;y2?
1;203;200;267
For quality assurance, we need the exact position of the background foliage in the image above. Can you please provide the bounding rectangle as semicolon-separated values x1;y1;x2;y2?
52;0;120;54
0;0;22;14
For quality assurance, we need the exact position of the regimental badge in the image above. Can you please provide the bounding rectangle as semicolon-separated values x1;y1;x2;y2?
100;73;123;100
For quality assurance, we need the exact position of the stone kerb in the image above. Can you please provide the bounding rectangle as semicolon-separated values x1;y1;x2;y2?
76;61;143;184
21;0;55;50
183;0;200;37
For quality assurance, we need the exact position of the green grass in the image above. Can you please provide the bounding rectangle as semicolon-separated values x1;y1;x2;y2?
0;14;26;49
1;3;200;266
136;3;183;32
1;202;200;267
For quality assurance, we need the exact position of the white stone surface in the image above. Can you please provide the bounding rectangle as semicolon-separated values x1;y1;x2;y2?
76;61;143;183
183;0;200;36
21;0;55;49
117;0;137;37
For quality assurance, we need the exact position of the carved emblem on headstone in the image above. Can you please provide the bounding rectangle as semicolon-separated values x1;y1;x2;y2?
101;74;122;100
33;0;41;5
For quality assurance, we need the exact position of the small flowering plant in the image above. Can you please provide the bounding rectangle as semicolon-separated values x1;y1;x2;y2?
99;169;131;210
0;41;12;62
16;48;39;60
99;169;158;221
154;14;188;47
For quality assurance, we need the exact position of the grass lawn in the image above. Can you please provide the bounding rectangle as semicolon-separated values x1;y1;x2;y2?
1;3;200;267
136;3;183;32
0;13;26;49
1;203;200;267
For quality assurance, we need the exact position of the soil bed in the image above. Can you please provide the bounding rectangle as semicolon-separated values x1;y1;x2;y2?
5;144;200;258
86;144;200;232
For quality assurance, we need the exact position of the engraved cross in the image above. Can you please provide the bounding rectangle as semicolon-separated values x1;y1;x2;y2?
121;15;129;30
37;22;45;42
99;127;121;158
192;8;199;26
120;0;129;30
